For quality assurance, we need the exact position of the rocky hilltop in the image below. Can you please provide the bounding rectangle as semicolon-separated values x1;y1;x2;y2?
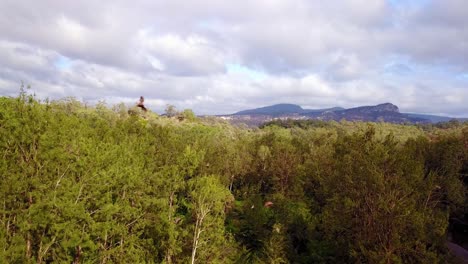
309;103;415;123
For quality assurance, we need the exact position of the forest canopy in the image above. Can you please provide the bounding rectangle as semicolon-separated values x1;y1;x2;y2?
0;91;467;263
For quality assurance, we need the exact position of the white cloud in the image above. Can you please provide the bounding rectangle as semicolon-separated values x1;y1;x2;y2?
0;41;57;74
138;31;226;75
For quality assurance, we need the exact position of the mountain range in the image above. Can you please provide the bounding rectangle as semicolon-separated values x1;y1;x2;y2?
217;103;467;126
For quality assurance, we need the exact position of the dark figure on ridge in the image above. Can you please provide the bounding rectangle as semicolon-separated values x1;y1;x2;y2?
137;96;147;112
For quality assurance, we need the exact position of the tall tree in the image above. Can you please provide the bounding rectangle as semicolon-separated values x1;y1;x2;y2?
188;175;233;264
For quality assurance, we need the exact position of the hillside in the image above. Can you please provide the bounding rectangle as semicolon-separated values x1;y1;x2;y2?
307;103;426;123
225;102;465;126
234;103;345;116
234;103;305;115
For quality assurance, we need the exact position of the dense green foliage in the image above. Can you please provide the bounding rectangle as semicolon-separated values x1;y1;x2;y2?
1;91;467;263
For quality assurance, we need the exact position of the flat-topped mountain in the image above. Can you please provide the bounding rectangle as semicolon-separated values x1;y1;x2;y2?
312;103;410;123
234;103;344;116
345;103;399;113
235;104;305;116
221;103;466;126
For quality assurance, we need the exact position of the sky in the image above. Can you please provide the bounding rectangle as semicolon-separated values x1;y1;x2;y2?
0;0;467;116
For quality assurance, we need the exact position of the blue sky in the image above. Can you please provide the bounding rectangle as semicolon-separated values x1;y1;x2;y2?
226;64;267;82
0;0;467;116
54;56;72;70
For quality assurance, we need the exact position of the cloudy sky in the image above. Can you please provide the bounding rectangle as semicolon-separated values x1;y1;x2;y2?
0;0;467;116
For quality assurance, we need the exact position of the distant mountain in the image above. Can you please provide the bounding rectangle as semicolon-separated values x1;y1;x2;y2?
235;104;304;116
234;104;344;116
304;103;425;123
223;103;466;126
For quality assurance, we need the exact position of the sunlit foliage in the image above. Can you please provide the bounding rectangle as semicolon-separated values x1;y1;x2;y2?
0;91;466;263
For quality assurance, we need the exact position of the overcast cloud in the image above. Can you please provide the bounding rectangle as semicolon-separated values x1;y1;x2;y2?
0;0;467;116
